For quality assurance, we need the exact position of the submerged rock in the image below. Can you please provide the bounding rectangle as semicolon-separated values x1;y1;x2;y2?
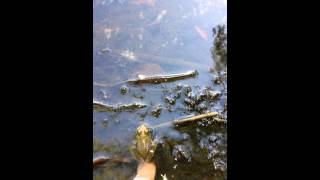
172;144;192;162
165;95;176;105
183;85;192;96
101;118;109;127
151;106;162;118
184;98;196;108
213;158;227;172
199;132;227;172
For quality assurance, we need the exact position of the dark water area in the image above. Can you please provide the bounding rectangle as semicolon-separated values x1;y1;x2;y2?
93;0;227;179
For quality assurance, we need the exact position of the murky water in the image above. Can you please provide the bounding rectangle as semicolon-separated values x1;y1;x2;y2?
93;0;227;179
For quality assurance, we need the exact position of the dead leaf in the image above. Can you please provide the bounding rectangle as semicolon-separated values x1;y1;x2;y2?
195;25;208;41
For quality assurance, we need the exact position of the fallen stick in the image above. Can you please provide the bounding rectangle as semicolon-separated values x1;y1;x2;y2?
127;70;198;84
151;112;226;129
93;156;132;169
94;70;198;88
93;100;146;112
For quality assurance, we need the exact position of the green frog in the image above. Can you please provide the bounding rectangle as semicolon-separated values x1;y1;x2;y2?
130;124;157;162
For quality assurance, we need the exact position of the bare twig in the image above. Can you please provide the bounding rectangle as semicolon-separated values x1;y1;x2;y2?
94;70;198;88
127;70;198;84
151;112;226;129
93;100;146;112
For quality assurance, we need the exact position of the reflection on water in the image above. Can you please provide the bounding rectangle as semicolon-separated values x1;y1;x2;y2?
93;0;227;179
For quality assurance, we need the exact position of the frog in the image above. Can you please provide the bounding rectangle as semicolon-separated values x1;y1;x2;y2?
130;124;157;162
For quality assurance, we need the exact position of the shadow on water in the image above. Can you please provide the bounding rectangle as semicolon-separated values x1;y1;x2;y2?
93;0;227;179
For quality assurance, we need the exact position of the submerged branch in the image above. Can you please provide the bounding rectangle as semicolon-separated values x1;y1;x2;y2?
151;112;226;129
93;100;146;112
127;70;198;84
94;70;198;88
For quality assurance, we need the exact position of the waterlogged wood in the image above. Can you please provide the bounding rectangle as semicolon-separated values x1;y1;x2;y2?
93;100;147;112
127;70;198;84
93;156;132;169
152;112;226;128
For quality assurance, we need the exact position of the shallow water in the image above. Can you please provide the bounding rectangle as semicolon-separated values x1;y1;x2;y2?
93;0;227;179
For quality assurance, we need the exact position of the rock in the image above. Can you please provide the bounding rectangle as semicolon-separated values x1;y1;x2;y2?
182;133;190;140
207;90;221;100
165;96;176;105
183;85;192;96
184;98;196;108
101;118;108;127
187;92;196;99
174;91;181;99
213;158;227;172
175;83;183;90
151;106;162;118
196;102;208;112
172;144;192;162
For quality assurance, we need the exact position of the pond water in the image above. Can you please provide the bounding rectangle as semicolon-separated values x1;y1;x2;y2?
93;0;227;179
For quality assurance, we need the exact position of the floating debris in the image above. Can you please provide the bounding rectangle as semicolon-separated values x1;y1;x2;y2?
127;70;198;84
93;100;146;112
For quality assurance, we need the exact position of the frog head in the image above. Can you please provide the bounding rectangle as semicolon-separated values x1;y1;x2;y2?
136;124;152;137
